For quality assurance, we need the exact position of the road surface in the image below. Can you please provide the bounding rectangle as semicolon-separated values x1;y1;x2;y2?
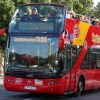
0;86;100;100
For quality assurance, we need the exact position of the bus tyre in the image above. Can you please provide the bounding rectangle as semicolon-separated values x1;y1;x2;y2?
74;79;84;97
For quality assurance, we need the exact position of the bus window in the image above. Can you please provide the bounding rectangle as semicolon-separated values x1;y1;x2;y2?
81;48;92;69
81;47;100;69
65;46;82;71
5;36;67;78
9;4;65;34
91;47;100;68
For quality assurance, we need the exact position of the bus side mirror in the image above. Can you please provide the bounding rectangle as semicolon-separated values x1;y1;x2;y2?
59;30;68;50
59;37;64;50
0;28;7;35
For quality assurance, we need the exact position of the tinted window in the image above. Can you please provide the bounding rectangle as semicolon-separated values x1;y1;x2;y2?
91;48;100;68
5;36;66;78
81;48;92;69
9;4;65;34
81;47;100;69
66;46;82;71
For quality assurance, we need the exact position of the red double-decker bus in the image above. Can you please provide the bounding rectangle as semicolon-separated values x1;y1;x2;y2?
2;3;100;96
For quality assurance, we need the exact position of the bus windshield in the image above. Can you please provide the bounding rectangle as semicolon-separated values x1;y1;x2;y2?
9;4;65;34
5;36;64;78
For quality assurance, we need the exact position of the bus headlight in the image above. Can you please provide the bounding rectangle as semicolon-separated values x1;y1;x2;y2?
5;78;13;83
47;81;57;85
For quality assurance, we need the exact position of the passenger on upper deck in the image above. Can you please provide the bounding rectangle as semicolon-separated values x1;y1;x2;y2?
49;10;57;17
67;10;100;27
31;8;38;16
25;8;32;16
94;19;100;26
21;7;32;21
69;11;76;19
31;8;40;21
79;15;85;21
48;10;57;22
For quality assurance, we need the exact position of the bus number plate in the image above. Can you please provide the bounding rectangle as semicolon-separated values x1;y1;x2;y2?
24;86;36;90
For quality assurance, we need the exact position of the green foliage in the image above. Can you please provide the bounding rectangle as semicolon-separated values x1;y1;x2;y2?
12;0;94;15
13;0;31;7
94;2;100;19
30;0;51;3
0;0;15;29
0;0;15;50
51;0;93;14
73;0;93;14
0;34;7;50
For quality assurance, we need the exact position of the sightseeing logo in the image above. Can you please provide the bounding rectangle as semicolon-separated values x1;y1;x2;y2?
14;36;48;43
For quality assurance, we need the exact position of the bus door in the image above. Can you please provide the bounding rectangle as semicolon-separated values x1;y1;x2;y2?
65;45;81;92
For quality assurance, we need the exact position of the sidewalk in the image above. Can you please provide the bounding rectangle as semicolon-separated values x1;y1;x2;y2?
0;75;4;85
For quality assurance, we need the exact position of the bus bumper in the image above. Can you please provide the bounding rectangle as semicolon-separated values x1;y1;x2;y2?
4;76;66;95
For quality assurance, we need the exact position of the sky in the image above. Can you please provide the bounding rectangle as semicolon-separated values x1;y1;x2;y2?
93;0;100;6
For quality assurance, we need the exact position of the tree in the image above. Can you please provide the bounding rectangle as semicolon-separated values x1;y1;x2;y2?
0;0;15;29
94;2;100;19
0;0;14;50
51;0;93;15
13;0;31;7
73;0;93;14
0;34;6;50
31;0;51;3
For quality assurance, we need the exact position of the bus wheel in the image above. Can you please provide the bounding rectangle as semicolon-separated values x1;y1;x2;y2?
74;79;84;97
